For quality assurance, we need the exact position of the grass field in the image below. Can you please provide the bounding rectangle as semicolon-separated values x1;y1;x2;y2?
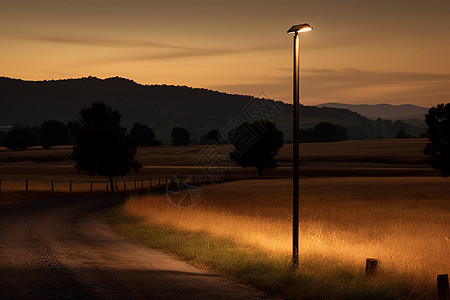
2;139;449;297
0;138;431;166
110;177;450;299
0;139;439;193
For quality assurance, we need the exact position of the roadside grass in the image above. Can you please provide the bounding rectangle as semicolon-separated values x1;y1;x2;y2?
107;177;450;299
107;209;404;300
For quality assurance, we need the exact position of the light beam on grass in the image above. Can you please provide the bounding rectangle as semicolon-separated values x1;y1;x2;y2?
121;178;449;297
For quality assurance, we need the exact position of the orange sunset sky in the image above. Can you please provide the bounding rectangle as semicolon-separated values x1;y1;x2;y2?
1;0;449;107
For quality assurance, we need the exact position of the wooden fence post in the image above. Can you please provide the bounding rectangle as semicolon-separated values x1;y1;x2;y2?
149;178;152;188
69;180;72;192
51;180;54;192
123;180;126;191
106;181;109;191
141;179;144;189
159;177;161;185
90;181;93;192
438;274;449;300
26;179;28;192
365;258;378;278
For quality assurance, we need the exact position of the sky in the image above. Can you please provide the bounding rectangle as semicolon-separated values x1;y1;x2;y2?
1;0;450;107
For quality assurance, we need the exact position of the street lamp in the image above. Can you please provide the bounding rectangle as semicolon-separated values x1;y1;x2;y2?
287;23;312;268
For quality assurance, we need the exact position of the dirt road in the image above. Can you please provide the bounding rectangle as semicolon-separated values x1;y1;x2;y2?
0;197;270;299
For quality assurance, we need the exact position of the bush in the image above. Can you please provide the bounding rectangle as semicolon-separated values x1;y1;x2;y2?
3;127;37;150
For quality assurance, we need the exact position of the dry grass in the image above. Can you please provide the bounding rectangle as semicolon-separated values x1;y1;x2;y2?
0;138;429;165
122;177;450;297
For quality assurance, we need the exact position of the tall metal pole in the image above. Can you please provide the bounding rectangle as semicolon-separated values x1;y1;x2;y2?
292;31;300;268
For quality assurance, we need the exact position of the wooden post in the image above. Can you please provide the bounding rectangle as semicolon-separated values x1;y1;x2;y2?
26;179;28;192
149;178;152;188
115;181;118;191
365;258;378;278
438;274;449;300
69;180;72;192
158;177;161;185
106;181;109;191
141;179;144;189
134;180;137;191
51;180;54;192
123;180;126;191
165;176;167;184
90;181;93;192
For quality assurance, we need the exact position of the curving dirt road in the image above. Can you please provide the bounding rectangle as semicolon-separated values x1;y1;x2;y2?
0;197;271;299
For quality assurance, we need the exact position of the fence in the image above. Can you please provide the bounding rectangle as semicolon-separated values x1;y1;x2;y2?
0;172;277;193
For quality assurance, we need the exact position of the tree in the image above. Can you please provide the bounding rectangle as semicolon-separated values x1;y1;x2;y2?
396;130;411;139
39;120;70;149
313;122;336;142
200;129;221;144
69;102;141;192
229;121;283;178
334;124;349;141
423;103;450;176
299;123;349;143
170;127;191;145
3;127;37;150
129;122;161;146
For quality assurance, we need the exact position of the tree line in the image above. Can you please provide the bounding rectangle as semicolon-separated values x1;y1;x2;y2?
2;101;449;191
0;120;209;150
0;115;420;150
66;102;284;191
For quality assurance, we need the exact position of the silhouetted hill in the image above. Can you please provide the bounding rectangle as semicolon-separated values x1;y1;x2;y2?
0;76;424;142
319;103;428;121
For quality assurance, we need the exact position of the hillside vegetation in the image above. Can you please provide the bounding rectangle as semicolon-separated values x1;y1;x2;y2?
0;76;424;141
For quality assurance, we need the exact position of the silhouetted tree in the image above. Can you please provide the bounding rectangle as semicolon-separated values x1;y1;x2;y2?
313;122;336;142
68;102;141;192
129;122;161;146
229;121;283;178
334;124;349;141
200;129;221;144
300;123;349;143
39;120;70;149
3;127;37;150
170;127;191;145
423;103;450;176
396;130;411;139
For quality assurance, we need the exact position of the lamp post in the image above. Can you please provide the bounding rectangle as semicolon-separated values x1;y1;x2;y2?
287;23;312;268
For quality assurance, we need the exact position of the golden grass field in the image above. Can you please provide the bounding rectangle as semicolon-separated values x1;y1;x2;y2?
121;177;450;298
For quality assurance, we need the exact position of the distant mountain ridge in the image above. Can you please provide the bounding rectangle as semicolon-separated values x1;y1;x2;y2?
0;76;425;141
318;102;428;121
